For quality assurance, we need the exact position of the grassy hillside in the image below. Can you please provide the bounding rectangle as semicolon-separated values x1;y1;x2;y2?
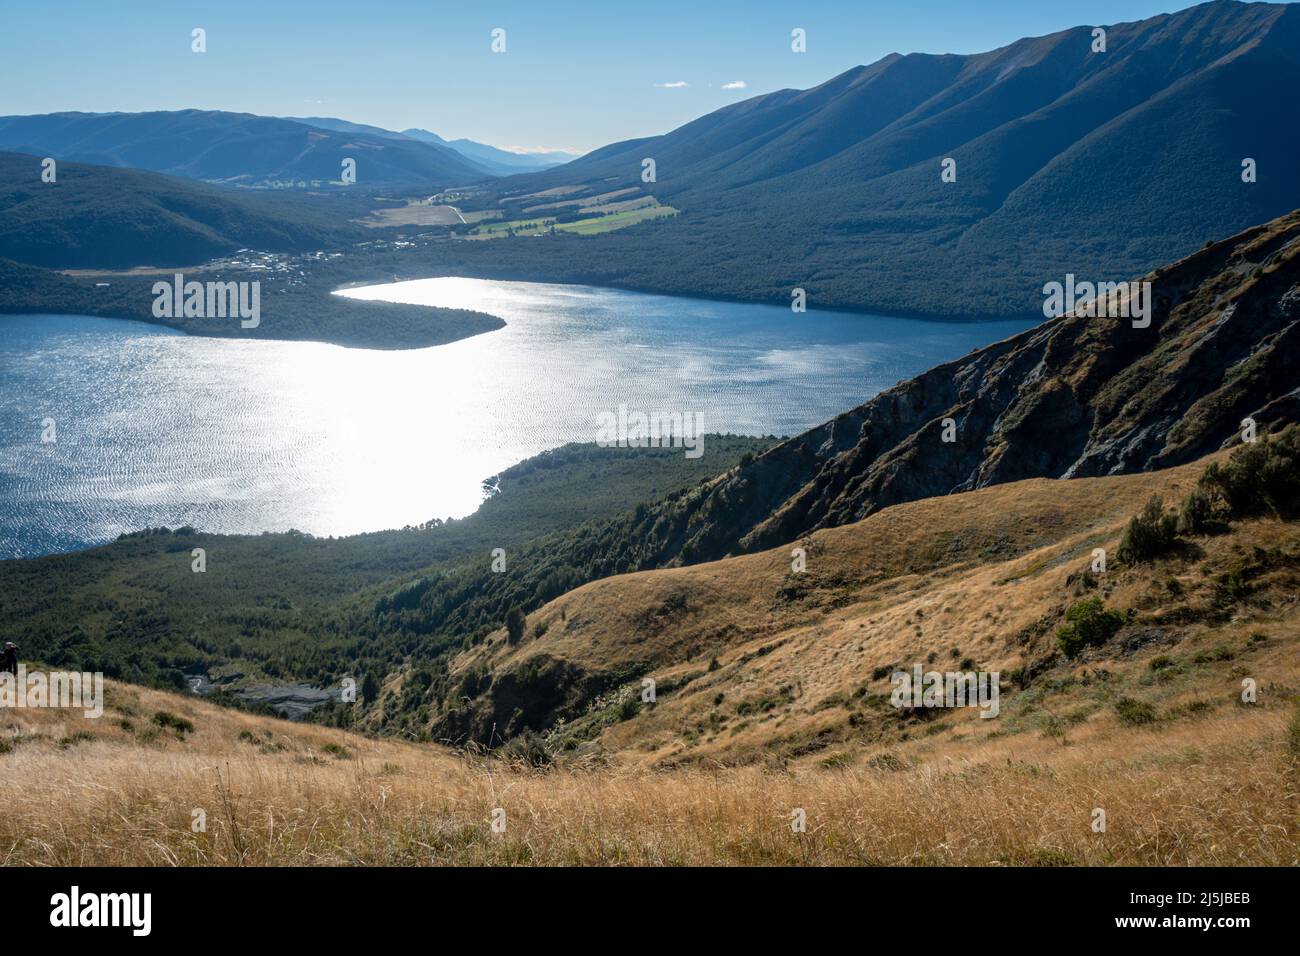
3;446;1295;865
435;430;1299;779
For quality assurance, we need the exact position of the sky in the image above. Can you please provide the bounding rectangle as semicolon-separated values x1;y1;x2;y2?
0;0;1237;155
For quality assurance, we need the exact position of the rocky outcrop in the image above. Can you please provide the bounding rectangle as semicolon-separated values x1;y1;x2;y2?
665;209;1300;562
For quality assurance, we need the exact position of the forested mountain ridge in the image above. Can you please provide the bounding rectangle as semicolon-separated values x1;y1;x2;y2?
0;110;489;188
442;0;1300;319
0;152;360;268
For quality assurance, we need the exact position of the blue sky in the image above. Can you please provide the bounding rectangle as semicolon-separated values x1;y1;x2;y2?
0;0;1236;154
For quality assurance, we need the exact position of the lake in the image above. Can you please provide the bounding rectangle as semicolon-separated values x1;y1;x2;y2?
0;278;1034;558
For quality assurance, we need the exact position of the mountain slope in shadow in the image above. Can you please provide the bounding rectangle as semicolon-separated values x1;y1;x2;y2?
0;110;489;188
476;0;1300;318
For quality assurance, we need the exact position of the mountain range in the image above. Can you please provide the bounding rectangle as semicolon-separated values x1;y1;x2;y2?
0;110;494;188
455;0;1300;319
2;0;1297;872
289;116;577;174
397;127;576;174
3;2;1298;323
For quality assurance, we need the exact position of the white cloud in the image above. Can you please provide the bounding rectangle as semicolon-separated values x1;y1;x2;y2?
654;81;689;88
721;80;747;90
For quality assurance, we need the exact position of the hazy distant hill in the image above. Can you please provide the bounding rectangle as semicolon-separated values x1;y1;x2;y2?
0;151;361;268
289;117;575;175
467;0;1300;319
400;127;576;174
0;110;489;189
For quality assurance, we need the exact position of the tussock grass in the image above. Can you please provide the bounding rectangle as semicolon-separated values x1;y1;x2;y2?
1;682;1293;866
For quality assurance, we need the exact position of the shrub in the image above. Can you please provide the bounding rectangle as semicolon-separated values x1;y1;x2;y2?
1216;568;1249;603
867;752;908;772
1118;495;1178;563
505;606;526;645
1197;423;1300;521
152;711;194;735
1177;487;1215;535
1193;644;1235;664
1056;597;1126;658
1114;696;1157;725
498;728;552;768
320;742;351;759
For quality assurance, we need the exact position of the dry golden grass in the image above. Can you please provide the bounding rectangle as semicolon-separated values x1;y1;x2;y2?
1;680;1295;865
449;455;1300;770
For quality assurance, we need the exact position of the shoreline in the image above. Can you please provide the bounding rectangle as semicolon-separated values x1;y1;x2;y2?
0;256;506;351
0;433;786;564
6;244;1044;352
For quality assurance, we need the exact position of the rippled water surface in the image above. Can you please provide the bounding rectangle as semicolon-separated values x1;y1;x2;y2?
0;278;1034;558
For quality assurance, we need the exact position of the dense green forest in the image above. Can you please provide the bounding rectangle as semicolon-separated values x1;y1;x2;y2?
0;152;366;269
0;437;774;713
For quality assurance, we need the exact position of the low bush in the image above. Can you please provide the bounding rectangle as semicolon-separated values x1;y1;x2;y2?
152;710;195;735
1056;598;1126;658
1114;697;1157;725
1118;495;1178;563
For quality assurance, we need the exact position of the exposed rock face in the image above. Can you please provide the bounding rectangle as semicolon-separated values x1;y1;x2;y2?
668;209;1300;562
